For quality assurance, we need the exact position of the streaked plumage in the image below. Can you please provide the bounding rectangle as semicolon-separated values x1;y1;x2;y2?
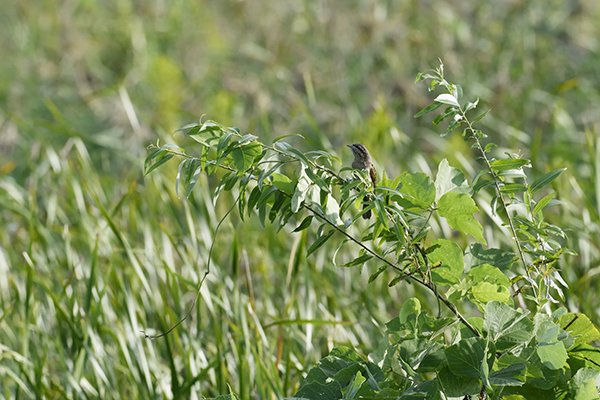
347;143;377;219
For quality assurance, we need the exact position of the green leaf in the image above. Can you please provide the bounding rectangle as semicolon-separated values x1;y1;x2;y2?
342;253;373;268
530;168;567;193
467;264;511;304
445;337;487;378
271;173;295;195
532;192;555;216
144;144;178;175
489;158;531;172
399;297;421;325
343;371;366;400
489;354;526;387
465;244;516;270
560;313;600;348
293;216;313;232
295;380;342;400
434;93;459;107
398;172;436;209
471;282;511;304
483;302;533;347
414;101;443;118
438;192;486;244
427;239;464;286
500;183;528;194
230;141;262;171
434;159;469;201
570;368;600;400
307;230;335;256
176;158;202;198
368;266;387;283
537;342;568;370
437;366;481;397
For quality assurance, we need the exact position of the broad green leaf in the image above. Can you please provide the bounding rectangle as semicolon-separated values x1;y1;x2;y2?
438;192;486;244
530;168;567;193
307;230;335;256
176;158;202;198
536;317;561;344
489;354;526;386
471;282;511;304
484;302;533;347
230;141;262;171
465;244;516;270
399;297;421;325
343;371;366;400
468;264;511;304
434;159;469;201
427;239;464;285
537;342;568;370
271;173;295;195
570;368;600;400
569;345;600;370
437;366;481;397
434;93;459;107
445;337;487;378
144;144;178;175
398;172;435;209
294;380;342;400
559;313;600;348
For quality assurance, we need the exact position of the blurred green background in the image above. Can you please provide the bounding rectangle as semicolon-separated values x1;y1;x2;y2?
1;0;599;398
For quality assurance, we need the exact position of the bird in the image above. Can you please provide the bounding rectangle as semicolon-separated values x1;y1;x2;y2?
347;143;377;219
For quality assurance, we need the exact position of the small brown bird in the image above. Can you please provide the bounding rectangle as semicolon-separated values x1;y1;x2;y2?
347;143;377;219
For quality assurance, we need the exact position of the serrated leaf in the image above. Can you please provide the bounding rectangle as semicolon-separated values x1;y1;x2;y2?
530;168;567;193
428;239;464;285
465;244;516;270
434;159;469;201
467;264;511;304
438;192;486;244
398;172;436;209
307;230;335;256
176;158;202;197
434;93;459;107
445;337;487;378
